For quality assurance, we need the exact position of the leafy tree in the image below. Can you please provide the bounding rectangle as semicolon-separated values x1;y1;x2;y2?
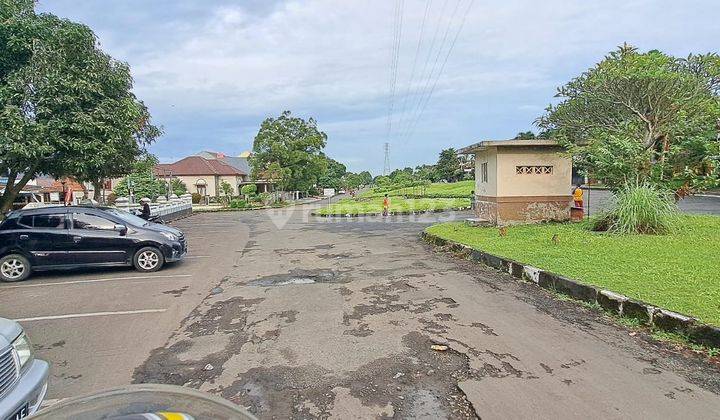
342;173;365;190
374;175;391;187
389;167;414;181
317;157;347;190
169;178;187;196
357;171;373;186
113;156;166;201
414;164;437;181
538;45;720;190
434;148;463;182
340;173;355;190
263;162;291;195
514;131;536;140
241;184;257;198
250;111;328;192
220;180;233;196
458;154;475;180
388;168;414;186
0;0;160;211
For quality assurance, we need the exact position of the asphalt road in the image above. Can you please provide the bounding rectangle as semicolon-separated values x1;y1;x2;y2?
0;215;251;402
581;188;720;216
2;199;720;418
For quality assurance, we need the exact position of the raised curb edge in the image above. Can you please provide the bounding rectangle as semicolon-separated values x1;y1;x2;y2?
421;231;720;348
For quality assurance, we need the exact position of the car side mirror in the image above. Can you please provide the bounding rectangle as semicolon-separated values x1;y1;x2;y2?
114;224;127;235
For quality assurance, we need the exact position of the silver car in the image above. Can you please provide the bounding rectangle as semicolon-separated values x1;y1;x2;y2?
0;318;49;419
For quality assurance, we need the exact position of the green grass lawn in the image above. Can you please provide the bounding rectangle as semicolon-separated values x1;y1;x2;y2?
362;180;474;198
426;215;720;326
315;197;470;216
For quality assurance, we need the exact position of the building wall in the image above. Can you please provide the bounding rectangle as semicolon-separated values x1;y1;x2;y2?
473;145;572;224
174;175;217;197
173;175;249;197
474;147;498;197
496;146;571;197
218;175;242;196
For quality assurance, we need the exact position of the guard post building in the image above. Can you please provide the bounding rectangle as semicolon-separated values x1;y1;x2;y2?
459;139;572;225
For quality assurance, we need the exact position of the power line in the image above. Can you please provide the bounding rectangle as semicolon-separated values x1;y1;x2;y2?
383;142;391;176
385;0;405;149
396;0;450;140
400;0;463;144
400;0;474;145
395;0;433;140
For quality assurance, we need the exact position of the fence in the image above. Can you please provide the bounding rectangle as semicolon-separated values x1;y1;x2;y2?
115;193;193;221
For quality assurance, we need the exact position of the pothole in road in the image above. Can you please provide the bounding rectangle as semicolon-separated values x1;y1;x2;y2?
247;269;350;287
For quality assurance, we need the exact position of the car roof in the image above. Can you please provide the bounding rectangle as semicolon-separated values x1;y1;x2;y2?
8;205;115;217
8;206;68;216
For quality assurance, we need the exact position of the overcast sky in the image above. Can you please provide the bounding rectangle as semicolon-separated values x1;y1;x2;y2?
37;0;720;175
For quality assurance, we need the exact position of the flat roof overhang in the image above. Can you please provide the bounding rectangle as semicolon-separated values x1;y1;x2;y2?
458;139;559;154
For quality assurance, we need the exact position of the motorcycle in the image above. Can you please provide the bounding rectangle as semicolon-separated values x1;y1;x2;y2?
130;208;166;224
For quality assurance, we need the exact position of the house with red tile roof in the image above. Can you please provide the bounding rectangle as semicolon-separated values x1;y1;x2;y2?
34;177;88;203
154;152;274;198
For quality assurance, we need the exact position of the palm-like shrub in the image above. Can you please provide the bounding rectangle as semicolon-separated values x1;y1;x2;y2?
593;183;678;234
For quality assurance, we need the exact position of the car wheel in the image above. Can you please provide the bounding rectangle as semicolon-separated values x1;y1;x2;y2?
0;254;31;282
133;247;165;272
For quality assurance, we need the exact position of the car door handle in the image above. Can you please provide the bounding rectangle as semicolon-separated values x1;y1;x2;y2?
19;234;28;240
73;236;82;243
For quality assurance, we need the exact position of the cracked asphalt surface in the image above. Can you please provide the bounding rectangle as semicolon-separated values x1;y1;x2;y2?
128;201;720;419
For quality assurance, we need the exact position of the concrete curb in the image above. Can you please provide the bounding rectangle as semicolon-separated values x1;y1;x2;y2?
421;231;720;348
192;205;288;213
311;207;471;218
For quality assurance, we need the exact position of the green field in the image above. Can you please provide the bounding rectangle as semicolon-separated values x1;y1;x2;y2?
362;180;474;198
315;197;470;216
426;215;720;325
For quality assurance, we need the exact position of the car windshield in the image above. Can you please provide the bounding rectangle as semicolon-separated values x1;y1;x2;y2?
102;208;148;227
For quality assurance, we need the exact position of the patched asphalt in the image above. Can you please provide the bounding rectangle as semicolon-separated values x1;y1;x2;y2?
127;203;720;419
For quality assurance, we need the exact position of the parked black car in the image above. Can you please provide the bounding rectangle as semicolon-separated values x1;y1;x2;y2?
0;206;186;282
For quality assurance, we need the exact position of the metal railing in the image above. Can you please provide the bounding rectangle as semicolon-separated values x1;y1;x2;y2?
114;194;193;221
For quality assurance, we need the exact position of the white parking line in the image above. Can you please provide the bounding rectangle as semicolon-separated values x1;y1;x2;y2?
0;274;191;289
14;309;167;322
185;255;211;259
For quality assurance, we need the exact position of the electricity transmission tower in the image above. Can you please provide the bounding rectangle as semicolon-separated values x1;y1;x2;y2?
383;142;391;176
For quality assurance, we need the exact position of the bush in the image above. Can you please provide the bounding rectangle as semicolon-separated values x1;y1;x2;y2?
593;183;678;234
229;199;247;209
170;179;188;196
258;192;273;205
191;193;202;204
106;193;117;205
241;184;257;196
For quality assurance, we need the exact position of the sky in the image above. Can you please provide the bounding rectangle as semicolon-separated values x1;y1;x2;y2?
36;0;720;175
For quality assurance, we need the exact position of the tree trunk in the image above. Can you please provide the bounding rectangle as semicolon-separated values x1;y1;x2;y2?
658;135;669;181
0;170;35;214
93;180;103;202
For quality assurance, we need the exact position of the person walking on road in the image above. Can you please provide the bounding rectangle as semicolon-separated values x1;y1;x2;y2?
382;194;390;217
572;185;584;208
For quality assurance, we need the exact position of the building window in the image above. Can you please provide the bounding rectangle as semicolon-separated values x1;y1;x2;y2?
516;165;553;175
481;162;488;183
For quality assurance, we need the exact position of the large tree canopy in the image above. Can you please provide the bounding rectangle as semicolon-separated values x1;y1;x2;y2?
317;156;346;190
434;148;464;182
0;0;160;211
112;155;167;201
538;45;720;190
250;110;328;192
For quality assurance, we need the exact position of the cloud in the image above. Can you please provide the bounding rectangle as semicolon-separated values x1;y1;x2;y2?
37;0;720;174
